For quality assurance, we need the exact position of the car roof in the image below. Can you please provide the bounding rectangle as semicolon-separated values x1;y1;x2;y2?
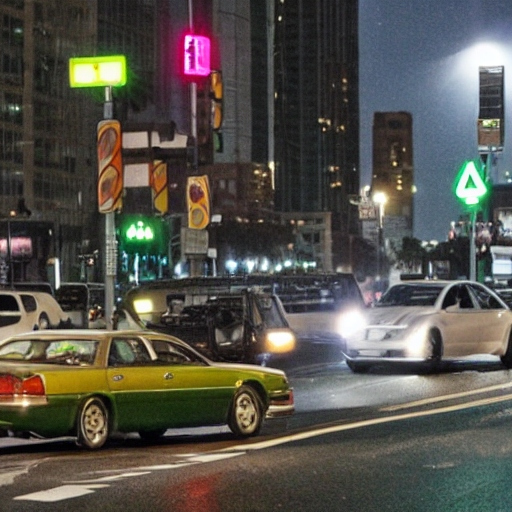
0;329;188;346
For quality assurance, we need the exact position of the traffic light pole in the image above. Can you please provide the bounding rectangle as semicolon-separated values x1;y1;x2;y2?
104;85;116;329
470;210;476;282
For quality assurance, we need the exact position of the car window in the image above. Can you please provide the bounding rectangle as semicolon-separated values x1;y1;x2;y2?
0;338;98;365
20;294;37;313
457;285;474;309
377;284;444;307
0;295;20;312
469;284;504;310
109;337;152;366
150;338;205;365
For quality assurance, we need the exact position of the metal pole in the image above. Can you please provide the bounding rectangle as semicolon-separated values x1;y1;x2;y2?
104;86;116;329
470;210;476;281
189;0;198;171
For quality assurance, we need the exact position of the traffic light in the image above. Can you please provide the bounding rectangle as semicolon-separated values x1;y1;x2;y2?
150;160;168;214
183;35;211;77
117;215;167;254
210;70;223;130
187;176;211;230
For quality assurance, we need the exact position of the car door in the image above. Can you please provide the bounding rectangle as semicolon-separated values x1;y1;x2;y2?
148;338;234;427
441;284;508;356
106;335;171;432
467;283;511;353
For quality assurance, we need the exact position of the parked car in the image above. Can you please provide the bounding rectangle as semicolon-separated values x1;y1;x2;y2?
0;329;294;449
0;289;70;341
340;280;512;372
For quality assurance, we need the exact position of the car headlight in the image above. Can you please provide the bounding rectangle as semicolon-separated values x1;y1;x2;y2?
337;308;367;338
265;329;296;353
133;298;153;315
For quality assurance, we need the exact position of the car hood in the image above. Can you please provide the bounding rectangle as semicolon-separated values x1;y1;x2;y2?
366;306;435;327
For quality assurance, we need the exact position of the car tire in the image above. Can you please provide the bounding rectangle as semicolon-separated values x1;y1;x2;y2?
228;385;263;437
346;358;369;373
501;333;512;368
139;429;167;441
428;328;443;367
76;397;109;449
36;313;50;330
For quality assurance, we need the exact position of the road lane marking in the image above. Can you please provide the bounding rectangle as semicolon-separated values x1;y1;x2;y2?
12;389;512;503
14;452;245;502
14;484;110;502
380;380;512;412
221;392;512;452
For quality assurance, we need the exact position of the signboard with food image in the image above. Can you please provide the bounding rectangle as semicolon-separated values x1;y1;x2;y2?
97;120;123;214
187;175;210;230
150;160;168;214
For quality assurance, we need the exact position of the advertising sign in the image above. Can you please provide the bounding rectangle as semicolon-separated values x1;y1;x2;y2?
97;120;123;213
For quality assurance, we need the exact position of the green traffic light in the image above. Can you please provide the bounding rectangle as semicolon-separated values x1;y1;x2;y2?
125;221;155;242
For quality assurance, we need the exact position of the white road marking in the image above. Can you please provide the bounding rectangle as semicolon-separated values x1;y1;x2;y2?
14;484;110;502
219;393;512;452
380;380;512;411
12;388;512;503
14;453;245;502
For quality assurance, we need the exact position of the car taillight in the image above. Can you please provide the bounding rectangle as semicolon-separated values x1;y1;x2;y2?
21;375;45;396
0;374;45;396
0;374;18;394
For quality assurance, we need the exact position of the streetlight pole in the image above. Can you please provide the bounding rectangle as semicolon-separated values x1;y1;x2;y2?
103;85;116;330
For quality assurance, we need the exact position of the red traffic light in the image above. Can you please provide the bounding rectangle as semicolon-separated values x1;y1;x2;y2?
184;34;211;77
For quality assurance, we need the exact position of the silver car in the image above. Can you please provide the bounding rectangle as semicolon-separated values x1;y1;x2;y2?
340;280;512;372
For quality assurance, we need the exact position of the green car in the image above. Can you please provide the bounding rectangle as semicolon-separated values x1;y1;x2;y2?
0;330;294;449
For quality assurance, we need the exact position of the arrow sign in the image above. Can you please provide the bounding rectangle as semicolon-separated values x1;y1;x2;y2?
454;160;487;205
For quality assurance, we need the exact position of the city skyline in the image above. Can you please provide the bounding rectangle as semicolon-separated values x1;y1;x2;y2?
360;0;512;242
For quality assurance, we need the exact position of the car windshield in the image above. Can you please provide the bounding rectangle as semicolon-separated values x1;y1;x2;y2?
0;338;98;366
254;295;288;327
376;284;445;307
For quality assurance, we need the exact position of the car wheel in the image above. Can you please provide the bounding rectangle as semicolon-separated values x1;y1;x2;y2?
139;429;167;441
36;313;50;330
76;397;109;449
346;358;369;373
501;332;512;368
228;385;263;437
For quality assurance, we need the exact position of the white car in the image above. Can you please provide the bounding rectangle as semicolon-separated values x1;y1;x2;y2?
339;280;512;372
0;290;71;340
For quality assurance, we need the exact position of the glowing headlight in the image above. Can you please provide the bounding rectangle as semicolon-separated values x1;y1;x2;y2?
133;298;153;315
337;308;367;338
265;329;296;353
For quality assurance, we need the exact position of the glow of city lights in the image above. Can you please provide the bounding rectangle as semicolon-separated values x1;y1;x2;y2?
225;259;237;273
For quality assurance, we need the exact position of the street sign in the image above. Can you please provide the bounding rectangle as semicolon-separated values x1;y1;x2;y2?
69;55;127;88
454;160;488;206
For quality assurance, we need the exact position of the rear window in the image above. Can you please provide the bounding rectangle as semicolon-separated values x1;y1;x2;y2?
0;338;98;366
0;295;20;312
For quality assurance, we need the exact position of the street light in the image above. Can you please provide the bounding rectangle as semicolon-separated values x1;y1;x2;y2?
69;55;127;330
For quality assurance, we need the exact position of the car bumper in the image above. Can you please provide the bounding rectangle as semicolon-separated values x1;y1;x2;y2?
265;389;294;418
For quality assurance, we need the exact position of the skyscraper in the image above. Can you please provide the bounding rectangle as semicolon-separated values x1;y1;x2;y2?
273;0;360;269
371;111;414;247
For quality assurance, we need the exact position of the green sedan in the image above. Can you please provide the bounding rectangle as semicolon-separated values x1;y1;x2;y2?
0;330;294;449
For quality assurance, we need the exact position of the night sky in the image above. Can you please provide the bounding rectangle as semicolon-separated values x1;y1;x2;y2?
359;0;512;241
